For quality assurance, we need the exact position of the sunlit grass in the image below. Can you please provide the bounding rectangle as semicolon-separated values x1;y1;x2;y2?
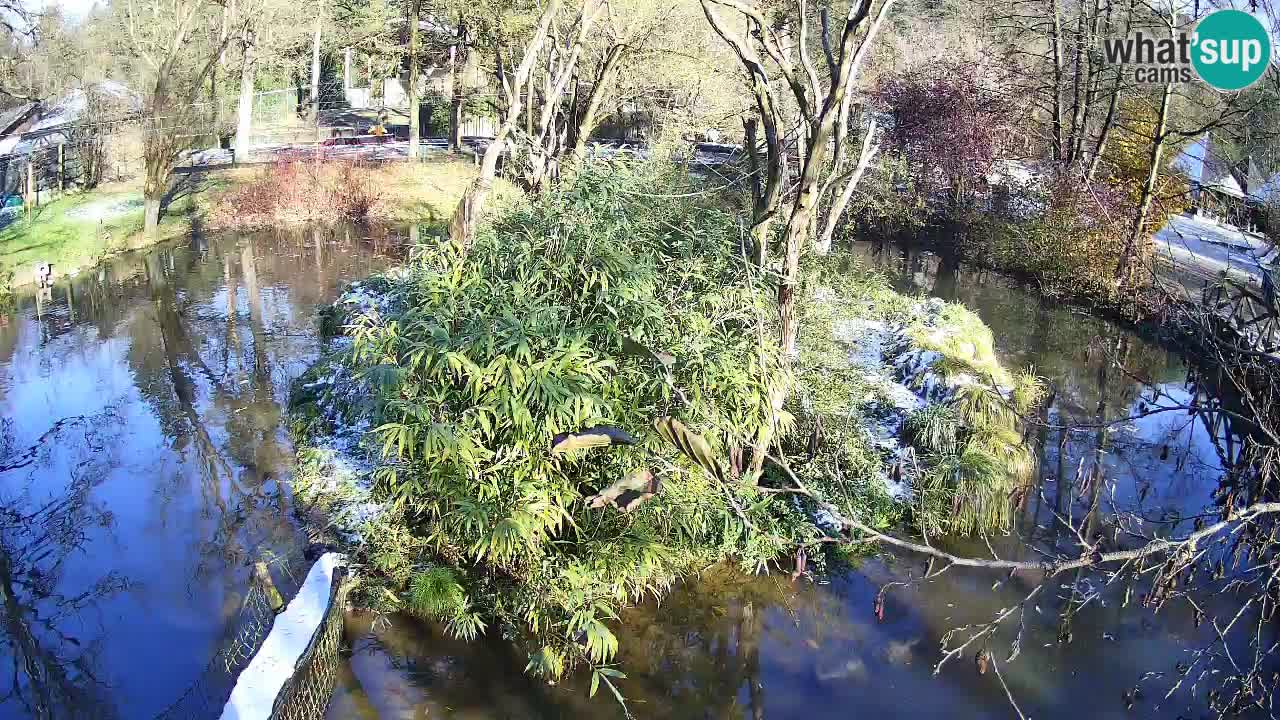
0;179;198;288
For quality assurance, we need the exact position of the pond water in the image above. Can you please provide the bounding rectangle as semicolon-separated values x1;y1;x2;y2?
324;241;1273;719
0;227;1267;720
0;225;404;718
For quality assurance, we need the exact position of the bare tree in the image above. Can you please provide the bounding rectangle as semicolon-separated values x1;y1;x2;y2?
447;0;563;248
122;0;238;235
702;0;893;357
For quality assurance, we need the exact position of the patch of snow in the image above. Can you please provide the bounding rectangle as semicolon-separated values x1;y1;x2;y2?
1153;213;1275;286
66;196;143;222
292;280;409;541
824;295;995;502
219;553;345;720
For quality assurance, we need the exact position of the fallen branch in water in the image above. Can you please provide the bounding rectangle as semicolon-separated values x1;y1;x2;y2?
767;454;1280;577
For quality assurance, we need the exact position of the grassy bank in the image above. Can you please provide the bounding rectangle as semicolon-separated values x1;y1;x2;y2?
0;157;486;291
0;180;201;288
287;163;1041;689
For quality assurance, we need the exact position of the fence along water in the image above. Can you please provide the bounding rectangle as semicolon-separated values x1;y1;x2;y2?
150;551;350;720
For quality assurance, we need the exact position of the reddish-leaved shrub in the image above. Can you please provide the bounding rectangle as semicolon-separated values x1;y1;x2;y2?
210;159;383;229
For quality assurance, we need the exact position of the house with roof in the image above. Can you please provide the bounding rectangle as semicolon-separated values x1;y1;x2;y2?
0;81;141;201
1172;133;1273;232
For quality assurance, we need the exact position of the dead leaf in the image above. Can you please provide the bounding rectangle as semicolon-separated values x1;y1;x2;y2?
620;336;676;370
654;417;729;483
551;425;637;456
586;469;661;512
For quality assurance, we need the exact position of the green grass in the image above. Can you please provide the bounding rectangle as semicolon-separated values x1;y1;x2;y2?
0;181;200;288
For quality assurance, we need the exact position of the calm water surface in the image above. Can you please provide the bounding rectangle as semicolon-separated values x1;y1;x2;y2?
325;242;1274;719
0;225;403;718
1;226;1268;719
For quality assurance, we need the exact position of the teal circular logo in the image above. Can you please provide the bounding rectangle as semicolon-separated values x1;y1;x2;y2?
1192;9;1273;91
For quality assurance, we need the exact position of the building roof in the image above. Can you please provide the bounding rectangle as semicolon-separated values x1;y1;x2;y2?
0;102;39;137
1172;133;1247;198
1257;172;1280;205
0;81;142;157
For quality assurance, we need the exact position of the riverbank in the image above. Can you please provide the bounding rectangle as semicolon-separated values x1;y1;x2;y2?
203;157;490;231
0;157;484;292
0;179;206;289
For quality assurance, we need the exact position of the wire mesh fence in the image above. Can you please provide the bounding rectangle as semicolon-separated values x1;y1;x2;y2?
266;566;351;720
149;550;349;720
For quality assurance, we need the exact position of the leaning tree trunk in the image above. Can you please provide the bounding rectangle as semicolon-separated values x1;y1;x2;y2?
1114;81;1172;290
235;31;256;163
816;120;879;253
569;44;625;163
447;0;561;249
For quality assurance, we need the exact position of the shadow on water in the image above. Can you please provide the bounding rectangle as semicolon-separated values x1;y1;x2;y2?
325;240;1275;719
0;222;406;718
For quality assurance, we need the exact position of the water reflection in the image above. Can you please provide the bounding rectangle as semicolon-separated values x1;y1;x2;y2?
0;225;402;718
326;240;1269;719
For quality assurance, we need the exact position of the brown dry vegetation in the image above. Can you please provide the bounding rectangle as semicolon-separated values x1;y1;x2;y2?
206;157;501;230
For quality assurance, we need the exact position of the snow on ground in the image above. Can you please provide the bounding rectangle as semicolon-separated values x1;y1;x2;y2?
293;279;409;540
829;297;964;501
66;195;143;222
219;552;345;720
1152;213;1276;287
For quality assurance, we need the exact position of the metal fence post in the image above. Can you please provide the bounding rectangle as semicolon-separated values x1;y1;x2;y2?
57;143;65;193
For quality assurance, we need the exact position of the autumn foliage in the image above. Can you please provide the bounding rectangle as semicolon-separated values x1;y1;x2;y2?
875;61;1013;208
210;160;379;229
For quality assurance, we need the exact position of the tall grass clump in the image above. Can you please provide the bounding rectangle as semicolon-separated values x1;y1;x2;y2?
905;304;1043;535
344;164;811;681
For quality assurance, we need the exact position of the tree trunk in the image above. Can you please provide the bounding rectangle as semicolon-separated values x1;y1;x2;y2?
742;116;782;266
1114;81;1172;289
235;30;256;163
1049;0;1066;162
407;0;420;158
1066;1;1086;167
1086;0;1132;182
816;120;879;253
448;42;462;151
310;11;322;124
1085;72;1122;182
570;44;625;162
448;0;561;249
143;192;162;236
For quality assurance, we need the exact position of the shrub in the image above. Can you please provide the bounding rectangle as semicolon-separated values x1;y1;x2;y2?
345;164;801;678
875;60;1012;210
969;172;1132;300
209;159;380;228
